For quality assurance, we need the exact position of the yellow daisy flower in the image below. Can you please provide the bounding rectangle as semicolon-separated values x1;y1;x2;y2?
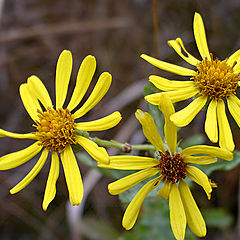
141;12;240;151
0;50;122;210
98;94;232;240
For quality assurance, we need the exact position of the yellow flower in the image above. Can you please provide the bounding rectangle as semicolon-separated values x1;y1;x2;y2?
141;12;240;151
98;94;232;240
0;50;121;210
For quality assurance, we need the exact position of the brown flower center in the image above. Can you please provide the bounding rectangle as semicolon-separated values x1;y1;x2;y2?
34;108;76;152
193;53;239;99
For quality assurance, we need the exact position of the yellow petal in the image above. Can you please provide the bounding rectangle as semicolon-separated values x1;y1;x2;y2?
55;50;73;108
205;99;218;143
149;75;195;91
169;184;186;240
0;129;37;140
217;99;234;151
19;83;42;122
76;136;109;164
42;151;59;211
170;96;207;127
158;93;177;153
67;55;96;111
141;54;196;76
193;12;211;60
179;180;206;237
61;145;83;205
183;155;217;165
122;177;161;230
97;155;159;170
135;109;165;152
10;149;48;194
27;75;53;109
227;49;240;68
186;165;212;200
227;94;240;127
157;181;171;200
108;168;160;195
168;38;200;66
73;72;112;119
0;142;43;170
181;145;233;161
75;111;122;131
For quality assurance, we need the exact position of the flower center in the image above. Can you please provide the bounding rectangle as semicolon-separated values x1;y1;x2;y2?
158;151;187;183
193;53;240;99
34;108;76;152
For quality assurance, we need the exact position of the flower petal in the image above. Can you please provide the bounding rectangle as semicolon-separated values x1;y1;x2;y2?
158;93;177;153
76;136;109;164
0;142;43;170
186;165;212;199
19;83;42;122
97;155;159;170
135;109;165;152
157;181;171;200
217;99;234;151
170;96;207;127
108;168;160;195
122;177;161;230
227;94;240;127
10;149;48;194
141;54;196;76
205;99;218;143
42;151;59;211
27;75;53;109
168;38;200;66
75;111;122;131
149;75;195;91
227;49;240;68
169;183;186;240
55;50;73;109
61;145;83;205
183;155;217;165
179;180;206;237
73;72;112;119
193;12;211;60
67;55;96;111
0;129;37;140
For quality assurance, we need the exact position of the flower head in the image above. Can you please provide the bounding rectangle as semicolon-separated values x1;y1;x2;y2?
98;94;232;240
141;12;240;151
0;50;121;210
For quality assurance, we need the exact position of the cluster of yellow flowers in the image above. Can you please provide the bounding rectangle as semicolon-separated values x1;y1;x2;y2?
0;12;238;240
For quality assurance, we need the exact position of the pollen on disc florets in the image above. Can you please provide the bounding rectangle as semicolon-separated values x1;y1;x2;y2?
193;53;240;99
158;151;187;183
34;107;76;152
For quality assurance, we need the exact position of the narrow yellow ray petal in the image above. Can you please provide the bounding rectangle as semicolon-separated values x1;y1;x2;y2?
108;168;160;195
158;93;177;153
205;99;218;143
179;180;206;237
169;184;186;240
170;96;207;127
55;50;73;108
0;142;43;170
76;136;109;164
217;99;234;151
42;152;59;211
10;149;48;194
122;177;161;230
20;83;42;122
227;94;240;127
73;72;112;119
27;75;53;109
168;38;200;66
193;12;211;60
227;49;240;68
67;55;96;111
135;109;165;152
157;181;171;200
97;155;159;170
149;75;195;91
0;129;37;140
183;155;217;165
61;145;83;205
75;111;122;131
186;165;212;200
141;54;196;76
